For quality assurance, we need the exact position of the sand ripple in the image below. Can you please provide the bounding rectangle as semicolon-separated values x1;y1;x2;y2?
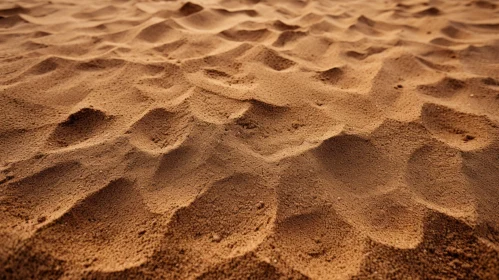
1;0;499;278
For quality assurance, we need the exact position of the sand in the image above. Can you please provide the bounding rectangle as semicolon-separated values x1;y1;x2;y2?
1;0;499;278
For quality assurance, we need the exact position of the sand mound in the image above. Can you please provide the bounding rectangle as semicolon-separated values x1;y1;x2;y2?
1;0;499;278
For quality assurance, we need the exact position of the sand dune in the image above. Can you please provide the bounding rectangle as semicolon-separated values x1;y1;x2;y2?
1;0;499;278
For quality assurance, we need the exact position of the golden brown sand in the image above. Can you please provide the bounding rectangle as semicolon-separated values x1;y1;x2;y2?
1;0;499;278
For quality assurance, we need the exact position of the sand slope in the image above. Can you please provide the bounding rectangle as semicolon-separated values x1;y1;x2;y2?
1;0;499;278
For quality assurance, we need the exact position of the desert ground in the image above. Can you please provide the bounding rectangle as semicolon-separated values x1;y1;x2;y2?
1;0;499;279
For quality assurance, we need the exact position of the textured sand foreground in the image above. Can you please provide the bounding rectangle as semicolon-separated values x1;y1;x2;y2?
1;0;499;278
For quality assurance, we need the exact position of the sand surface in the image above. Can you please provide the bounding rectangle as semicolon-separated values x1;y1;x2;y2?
1;0;499;278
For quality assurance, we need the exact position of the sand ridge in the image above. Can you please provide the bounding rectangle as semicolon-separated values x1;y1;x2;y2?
1;0;499;278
